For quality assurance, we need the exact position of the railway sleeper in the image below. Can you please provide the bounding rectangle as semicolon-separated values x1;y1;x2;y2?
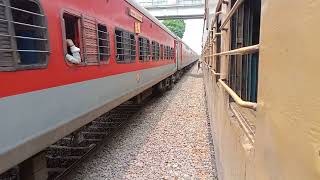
47;145;93;157
81;131;107;140
46;156;82;169
91;121;123;128
82;125;110;132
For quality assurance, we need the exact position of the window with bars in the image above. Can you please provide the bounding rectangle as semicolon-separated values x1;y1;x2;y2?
170;47;174;60
160;44;163;60
138;36;151;62
115;29;136;63
228;0;261;102
163;45;167;60
0;0;49;71
151;41;160;61
166;46;170;60
151;41;155;60
215;17;222;81
97;24;110;62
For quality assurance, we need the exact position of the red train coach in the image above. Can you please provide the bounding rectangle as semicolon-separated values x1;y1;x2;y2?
0;0;198;174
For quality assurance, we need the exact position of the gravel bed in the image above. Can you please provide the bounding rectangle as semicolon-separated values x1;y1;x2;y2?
67;67;218;180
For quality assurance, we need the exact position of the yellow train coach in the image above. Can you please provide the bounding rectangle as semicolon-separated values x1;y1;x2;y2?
202;0;320;179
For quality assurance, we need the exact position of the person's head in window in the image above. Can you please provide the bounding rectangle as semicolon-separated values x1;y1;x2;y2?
66;39;81;64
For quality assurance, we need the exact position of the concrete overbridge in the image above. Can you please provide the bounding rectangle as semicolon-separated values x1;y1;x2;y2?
137;0;205;20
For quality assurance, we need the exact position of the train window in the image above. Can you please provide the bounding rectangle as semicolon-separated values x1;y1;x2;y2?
170;48;174;60
115;28;136;63
138;36;150;62
97;24;110;62
63;13;82;63
155;42;160;61
228;0;261;102
215;17;222;81
163;46;167;60
0;0;49;71
151;41;160;61
166;46;169;60
151;41;155;61
160;44;164;60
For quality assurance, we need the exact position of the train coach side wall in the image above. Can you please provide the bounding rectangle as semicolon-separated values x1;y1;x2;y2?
203;0;320;180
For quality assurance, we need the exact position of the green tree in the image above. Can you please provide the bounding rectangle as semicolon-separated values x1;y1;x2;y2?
162;19;186;38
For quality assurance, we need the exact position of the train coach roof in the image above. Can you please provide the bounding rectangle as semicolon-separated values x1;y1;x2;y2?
125;0;178;39
126;0;197;55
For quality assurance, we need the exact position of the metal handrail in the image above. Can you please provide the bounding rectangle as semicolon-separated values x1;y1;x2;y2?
218;79;257;110
220;0;244;30
214;44;259;56
211;69;222;76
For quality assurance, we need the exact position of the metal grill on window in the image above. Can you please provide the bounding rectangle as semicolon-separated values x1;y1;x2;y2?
152;41;159;61
97;24;110;62
166;46;170;60
160;44;164;60
139;36;150;62
151;41;156;61
0;0;49;71
170;47;174;60
115;29;136;63
228;0;261;102
163;45;167;60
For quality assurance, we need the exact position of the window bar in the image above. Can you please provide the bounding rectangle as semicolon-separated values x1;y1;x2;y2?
0;19;47;29
215;0;224;12
0;4;45;17
218;79;257;110
0;34;48;41
220;0;245;30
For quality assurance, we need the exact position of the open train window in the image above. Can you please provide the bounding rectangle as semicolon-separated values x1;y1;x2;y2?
115;28;136;63
138;36;150;62
62;13;83;64
0;0;49;71
98;24;110;62
228;0;261;102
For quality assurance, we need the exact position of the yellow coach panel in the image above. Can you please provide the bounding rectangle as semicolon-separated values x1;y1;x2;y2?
202;0;320;179
257;0;320;179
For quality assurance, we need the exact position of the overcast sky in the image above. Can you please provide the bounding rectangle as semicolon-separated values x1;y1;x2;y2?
182;19;203;55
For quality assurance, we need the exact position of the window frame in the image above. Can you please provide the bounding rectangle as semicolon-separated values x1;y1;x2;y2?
138;35;151;62
97;23;111;64
0;0;50;72
114;27;136;64
61;10;85;66
160;44;164;60
228;0;261;103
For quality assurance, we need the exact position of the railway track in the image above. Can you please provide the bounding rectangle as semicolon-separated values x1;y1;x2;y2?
0;100;145;180
47;100;144;180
